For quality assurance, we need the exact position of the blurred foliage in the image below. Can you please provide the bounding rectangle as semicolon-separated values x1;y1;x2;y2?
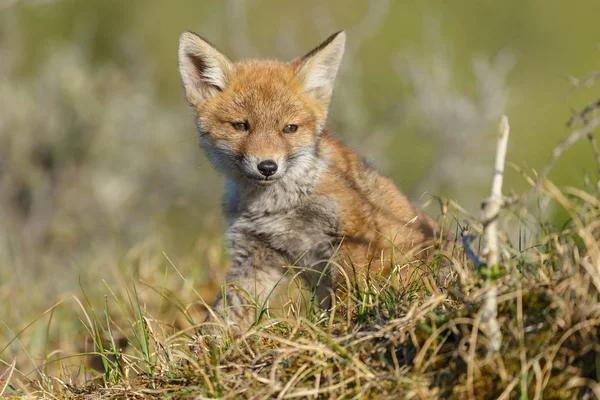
0;0;599;378
3;0;600;201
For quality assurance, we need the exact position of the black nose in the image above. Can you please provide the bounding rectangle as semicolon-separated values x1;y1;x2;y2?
257;160;278;177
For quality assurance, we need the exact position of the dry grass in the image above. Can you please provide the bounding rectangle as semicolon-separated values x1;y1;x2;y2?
2;175;600;399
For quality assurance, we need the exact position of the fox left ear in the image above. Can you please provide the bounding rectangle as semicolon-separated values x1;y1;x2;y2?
178;31;234;106
292;31;346;106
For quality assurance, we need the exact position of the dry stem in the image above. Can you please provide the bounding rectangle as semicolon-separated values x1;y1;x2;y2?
481;115;510;353
541;115;600;181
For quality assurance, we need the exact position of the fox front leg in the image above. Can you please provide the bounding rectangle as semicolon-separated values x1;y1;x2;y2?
210;232;289;328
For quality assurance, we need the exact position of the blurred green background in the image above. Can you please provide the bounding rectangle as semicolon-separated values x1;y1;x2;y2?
1;0;599;373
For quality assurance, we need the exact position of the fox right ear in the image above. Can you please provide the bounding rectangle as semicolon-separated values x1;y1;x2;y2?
178;32;233;106
292;31;346;106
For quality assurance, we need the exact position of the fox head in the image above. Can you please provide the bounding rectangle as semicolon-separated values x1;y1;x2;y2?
178;31;345;186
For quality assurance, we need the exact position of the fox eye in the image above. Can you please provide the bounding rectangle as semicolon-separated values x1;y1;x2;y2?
231;122;249;132
283;124;298;134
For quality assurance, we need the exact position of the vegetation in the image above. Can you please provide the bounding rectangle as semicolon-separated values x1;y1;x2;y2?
3;169;600;398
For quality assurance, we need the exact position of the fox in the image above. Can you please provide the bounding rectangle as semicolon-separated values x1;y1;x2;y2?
178;30;441;328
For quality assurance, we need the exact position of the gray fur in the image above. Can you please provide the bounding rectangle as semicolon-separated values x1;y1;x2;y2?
211;145;340;326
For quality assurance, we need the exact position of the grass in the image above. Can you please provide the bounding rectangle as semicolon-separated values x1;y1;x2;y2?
2;173;600;399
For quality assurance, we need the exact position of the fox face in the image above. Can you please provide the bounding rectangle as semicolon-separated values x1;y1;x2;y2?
178;31;345;186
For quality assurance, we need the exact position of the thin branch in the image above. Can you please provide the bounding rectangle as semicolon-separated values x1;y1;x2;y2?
587;131;600;176
480;115;510;354
541;115;600;181
483;115;510;266
566;98;600;127
567;100;600;190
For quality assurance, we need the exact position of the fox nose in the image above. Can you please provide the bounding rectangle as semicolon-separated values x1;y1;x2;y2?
257;160;278;177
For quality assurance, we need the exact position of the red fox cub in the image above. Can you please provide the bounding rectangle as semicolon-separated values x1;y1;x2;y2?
178;30;440;327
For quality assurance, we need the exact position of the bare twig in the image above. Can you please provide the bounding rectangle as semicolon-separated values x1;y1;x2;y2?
566;100;600;191
483;115;510;266
540;115;600;181
480;115;510;354
586;131;600;177
565;71;600;92
566;98;600;127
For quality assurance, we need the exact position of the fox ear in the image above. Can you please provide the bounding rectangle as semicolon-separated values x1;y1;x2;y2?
293;31;346;105
178;31;233;106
